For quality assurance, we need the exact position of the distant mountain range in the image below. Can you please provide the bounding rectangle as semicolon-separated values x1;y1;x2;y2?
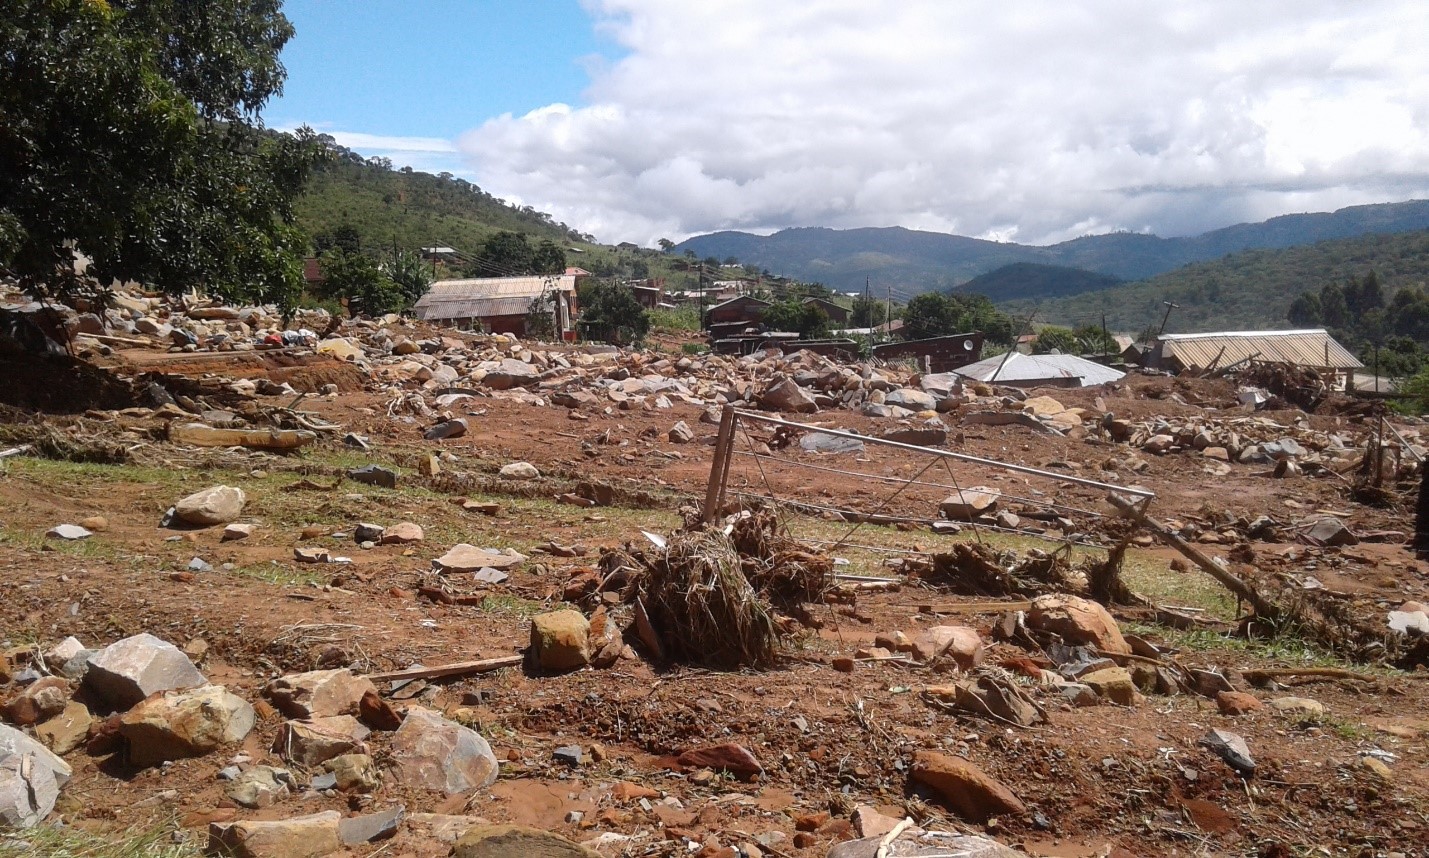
675;199;1429;298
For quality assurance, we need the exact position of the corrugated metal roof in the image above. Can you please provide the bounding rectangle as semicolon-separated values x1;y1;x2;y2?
954;352;1126;387
415;297;539;321
413;276;575;320
1155;329;1362;370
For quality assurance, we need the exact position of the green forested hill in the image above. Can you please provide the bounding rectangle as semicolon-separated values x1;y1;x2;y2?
1009;228;1429;335
954;262;1123;302
293;141;585;253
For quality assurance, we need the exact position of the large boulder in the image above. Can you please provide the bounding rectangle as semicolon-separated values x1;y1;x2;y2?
433;544;525;573
760;378;818;413
263;669;377;720
939;487;1000;521
83;633;207;711
1027;594;1130;655
209;811;342;858
482;359;539;390
390;707;499;795
173;485;246;526
454;825;599;858
0;723;72;828
910;751;1026;823
119;685;254;766
828;833;1023;858
530;610;591;672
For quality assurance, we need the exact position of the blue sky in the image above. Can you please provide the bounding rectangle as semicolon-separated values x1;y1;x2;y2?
268;0;612;172
266;1;1429;246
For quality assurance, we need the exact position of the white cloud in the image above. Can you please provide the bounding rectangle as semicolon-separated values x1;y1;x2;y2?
456;0;1429;246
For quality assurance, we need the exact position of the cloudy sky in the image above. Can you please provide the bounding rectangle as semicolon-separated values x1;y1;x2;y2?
272;0;1429;247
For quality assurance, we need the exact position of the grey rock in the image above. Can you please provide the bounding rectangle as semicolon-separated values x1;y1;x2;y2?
1201;728;1255;775
353;523;385;544
799;432;865;454
553;745;583;767
83;633;207;710
667;421;695;443
827;831;1023;858
1306;516;1358;547
878;425;948;447
45;524;92;540
339;805;405;845
227;766;290;809
499;461;541;479
423;418;468;440
885;388;937;411
208;810;342;858
348;465;398;489
0;723;73;828
759;378;818;413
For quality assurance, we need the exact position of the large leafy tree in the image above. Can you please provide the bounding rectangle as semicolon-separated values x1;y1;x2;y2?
761;300;831;339
0;0;323;308
578;281;649;344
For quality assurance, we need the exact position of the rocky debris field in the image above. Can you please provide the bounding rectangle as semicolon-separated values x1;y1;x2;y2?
1;286;1428;857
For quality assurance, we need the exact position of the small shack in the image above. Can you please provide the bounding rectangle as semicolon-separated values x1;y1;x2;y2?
954;351;1126;388
1150;329;1362;387
871;333;984;373
800;296;850;325
704;295;772;330
413;275;578;338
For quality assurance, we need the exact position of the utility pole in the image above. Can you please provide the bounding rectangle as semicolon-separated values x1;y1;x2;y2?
1101;312;1109;361
885;284;892;341
1157;301;1180;336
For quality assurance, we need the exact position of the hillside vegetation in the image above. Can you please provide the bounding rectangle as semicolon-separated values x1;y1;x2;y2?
1011;228;1429;335
953;262;1123;302
676;199;1429;295
294;139;585;253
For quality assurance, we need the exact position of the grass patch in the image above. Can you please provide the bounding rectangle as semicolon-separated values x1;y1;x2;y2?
1125;623;1354;668
0;822;201;858
224;562;328;587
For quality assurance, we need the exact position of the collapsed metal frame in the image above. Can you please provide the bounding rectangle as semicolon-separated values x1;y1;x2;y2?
702;405;1157;559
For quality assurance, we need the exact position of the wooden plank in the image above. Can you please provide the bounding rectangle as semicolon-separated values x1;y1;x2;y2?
702;405;736;523
169;423;317;450
366;655;523;683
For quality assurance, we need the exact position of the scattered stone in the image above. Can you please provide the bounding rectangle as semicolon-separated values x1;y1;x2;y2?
531;610;591;672
1388;609;1429;635
348;465;398;489
1081;667;1138;705
1306;516;1358;547
358;690;403;731
353;522;385;543
454;825;600;858
390;707;499;795
851;805;902;839
226;766;291;809
119;685;255;766
424;418;468;440
499;461;541;479
339;805;405;845
35;701;91;755
909;626;984;670
433;544;524;573
553;745;583;767
45;524;92;540
0;723;72;828
939;487;999;521
293;546;331;563
324;753;380;793
83;633;207;711
800;432;865;454
1267;696;1325;718
886;388;937;411
760;378;818;413
272;716;368;767
4;677;69;726
380;522;424;544
1058;683;1099;708
1201;728;1256;775
45;637;86;665
209;810;342;858
668;421;695;443
418;453;442;476
910;750;1026;822
828;832;1023;858
173;485;247;526
1216;691;1262;715
1027;594;1130;654
264;669;378;721
878;425;948;447
677;743;763;780
222;523;254;542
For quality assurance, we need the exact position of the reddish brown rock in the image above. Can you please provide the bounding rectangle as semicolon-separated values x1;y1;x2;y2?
909;626;984;669
358;689;402;731
1216;691;1262;716
677;743;763;780
910;750;1026;822
1027;594;1130;654
5;676;69;725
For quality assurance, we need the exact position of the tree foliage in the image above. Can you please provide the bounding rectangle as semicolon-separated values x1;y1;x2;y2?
1285;270;1429;377
761;300;831;339
902;293;1015;343
471;231;566;276
0;0;325;308
850;294;888;328
578;281;649;344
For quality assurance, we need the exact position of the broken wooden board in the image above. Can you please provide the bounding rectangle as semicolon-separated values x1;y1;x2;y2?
169;422;317;450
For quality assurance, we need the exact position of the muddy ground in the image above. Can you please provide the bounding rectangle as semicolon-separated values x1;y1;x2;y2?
1;346;1427;857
